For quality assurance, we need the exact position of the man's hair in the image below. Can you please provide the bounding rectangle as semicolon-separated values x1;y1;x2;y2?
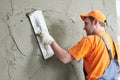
88;16;105;27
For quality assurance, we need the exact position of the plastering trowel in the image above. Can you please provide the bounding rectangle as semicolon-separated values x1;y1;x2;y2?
27;10;54;59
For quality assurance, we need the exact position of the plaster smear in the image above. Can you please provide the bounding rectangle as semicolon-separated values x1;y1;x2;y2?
2;9;80;80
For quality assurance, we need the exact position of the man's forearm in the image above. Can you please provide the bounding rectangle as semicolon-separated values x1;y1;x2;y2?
50;41;74;64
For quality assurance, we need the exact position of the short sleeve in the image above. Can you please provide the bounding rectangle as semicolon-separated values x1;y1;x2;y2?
68;37;92;60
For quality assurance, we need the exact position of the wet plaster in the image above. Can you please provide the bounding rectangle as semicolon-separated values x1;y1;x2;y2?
0;0;118;80
0;9;79;80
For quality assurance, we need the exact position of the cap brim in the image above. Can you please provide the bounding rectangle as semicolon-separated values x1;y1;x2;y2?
80;14;89;21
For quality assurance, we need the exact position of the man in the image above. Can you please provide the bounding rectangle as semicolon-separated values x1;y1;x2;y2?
40;10;116;80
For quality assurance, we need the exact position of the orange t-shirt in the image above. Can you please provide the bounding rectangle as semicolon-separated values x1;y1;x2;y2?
68;31;115;80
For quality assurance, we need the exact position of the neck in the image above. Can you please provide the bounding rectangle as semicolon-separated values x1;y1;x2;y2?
93;25;105;34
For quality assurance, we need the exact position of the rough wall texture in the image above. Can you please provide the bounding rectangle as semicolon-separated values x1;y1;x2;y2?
0;0;117;80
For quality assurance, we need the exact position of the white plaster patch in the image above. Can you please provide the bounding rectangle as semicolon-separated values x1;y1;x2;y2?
116;0;120;17
117;36;120;46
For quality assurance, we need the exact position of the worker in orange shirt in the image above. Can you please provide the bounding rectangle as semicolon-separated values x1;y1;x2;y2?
39;10;119;80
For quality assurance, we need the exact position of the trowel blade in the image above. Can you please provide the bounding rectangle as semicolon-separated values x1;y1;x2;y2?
27;10;54;59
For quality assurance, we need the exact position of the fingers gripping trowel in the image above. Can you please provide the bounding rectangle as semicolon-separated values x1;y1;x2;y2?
27;10;54;59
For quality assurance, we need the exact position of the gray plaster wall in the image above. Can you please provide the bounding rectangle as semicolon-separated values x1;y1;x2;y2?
0;0;117;80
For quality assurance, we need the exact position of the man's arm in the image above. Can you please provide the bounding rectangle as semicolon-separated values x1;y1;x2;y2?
40;32;74;63
51;41;74;64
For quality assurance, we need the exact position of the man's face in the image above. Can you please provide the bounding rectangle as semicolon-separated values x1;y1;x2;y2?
83;17;95;35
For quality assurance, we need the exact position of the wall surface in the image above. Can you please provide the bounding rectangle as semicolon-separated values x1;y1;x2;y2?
116;0;120;46
0;0;117;80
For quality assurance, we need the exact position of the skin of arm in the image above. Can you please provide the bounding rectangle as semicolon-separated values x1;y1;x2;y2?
50;41;74;64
